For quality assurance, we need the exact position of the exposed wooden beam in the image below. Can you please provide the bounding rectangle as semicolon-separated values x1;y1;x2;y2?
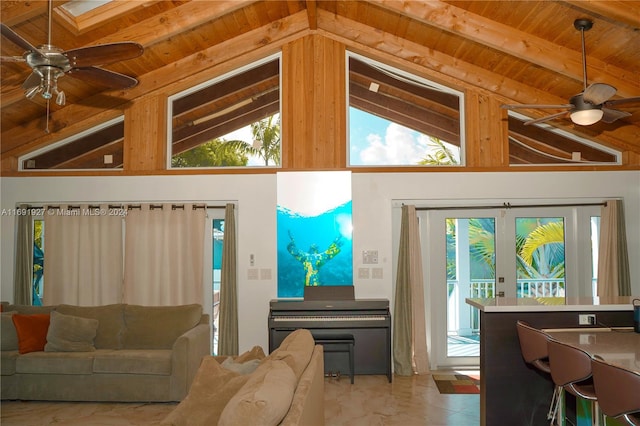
172;96;279;155
562;0;640;29
1;11;310;158
0;1;69;26
0;1;257;109
316;9;640;154
306;0;318;30
172;60;279;117
86;0;256;47
350;83;460;144
509;117;616;162
369;0;638;97
24;122;124;169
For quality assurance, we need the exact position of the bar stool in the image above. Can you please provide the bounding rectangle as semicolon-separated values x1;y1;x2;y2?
312;333;355;384
591;355;640;425
548;339;602;426
516;320;561;421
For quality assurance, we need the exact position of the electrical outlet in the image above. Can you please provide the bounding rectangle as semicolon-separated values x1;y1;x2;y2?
578;314;596;325
372;267;383;279
247;268;259;280
358;268;370;279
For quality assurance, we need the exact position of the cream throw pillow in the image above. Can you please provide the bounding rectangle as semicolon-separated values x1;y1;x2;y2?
45;310;98;352
218;359;297;426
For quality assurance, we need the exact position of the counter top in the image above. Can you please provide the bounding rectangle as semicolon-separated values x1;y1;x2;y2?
545;328;640;373
465;296;637;312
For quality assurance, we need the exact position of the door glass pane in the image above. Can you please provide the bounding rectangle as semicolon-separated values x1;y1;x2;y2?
590;216;600;298
515;217;565;298
33;219;44;306
446;217;495;357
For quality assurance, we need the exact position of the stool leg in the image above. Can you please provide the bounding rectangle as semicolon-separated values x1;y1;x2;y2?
349;343;354;384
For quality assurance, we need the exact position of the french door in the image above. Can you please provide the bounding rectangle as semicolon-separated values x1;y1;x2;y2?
421;204;600;369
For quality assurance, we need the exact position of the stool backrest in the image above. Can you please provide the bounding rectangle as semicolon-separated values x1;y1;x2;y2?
591;356;640;419
548;339;593;393
516;320;551;373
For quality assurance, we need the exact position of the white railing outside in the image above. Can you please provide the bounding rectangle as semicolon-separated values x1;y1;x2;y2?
448;279;566;334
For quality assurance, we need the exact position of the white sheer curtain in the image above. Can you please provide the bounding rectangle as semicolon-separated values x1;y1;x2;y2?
43;205;123;305
597;199;631;297
123;203;206;306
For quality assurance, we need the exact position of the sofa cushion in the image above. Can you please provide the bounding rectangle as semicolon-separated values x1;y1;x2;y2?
268;328;315;380
12;313;50;354
160;356;251;426
56;304;125;349
1;311;18;351
93;349;172;375
45;310;98;353
1;351;19;375
122;304;202;349
16;351;95;374
218;359;297;426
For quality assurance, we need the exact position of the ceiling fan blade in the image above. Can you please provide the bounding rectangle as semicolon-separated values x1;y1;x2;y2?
601;107;631;124
22;72;42;90
524;111;570;126
1;55;27;63
0;23;42;58
502;104;572;110
64;42;144;68
583;83;616;105
604;97;640;107
67;66;139;89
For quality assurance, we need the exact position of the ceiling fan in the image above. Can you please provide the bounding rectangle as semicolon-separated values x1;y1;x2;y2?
0;0;143;108
502;18;639;126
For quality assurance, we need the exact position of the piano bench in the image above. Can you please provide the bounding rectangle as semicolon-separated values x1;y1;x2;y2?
312;333;355;384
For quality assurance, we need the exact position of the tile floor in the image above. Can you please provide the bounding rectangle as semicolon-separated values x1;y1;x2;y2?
0;373;479;425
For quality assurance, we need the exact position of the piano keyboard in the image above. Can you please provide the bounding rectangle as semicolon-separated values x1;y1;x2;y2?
273;315;386;322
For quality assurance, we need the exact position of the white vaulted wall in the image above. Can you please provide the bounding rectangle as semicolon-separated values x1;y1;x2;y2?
2;171;639;352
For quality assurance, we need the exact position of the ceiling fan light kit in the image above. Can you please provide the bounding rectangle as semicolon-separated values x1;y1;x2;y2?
569;94;603;126
570;109;603;126
501;18;637;126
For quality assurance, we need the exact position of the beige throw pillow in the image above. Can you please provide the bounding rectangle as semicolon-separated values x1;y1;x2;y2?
218;359;297;426
45;310;98;352
221;357;262;375
160;356;251;426
269;328;315;379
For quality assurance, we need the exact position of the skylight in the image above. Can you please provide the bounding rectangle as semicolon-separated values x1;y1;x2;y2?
60;0;112;17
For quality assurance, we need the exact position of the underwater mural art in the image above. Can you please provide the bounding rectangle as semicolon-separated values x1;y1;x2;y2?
277;171;353;297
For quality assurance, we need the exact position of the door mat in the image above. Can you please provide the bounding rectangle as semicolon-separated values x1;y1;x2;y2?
432;373;480;394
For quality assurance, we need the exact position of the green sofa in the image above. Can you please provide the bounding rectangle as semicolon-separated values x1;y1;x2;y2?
1;302;210;402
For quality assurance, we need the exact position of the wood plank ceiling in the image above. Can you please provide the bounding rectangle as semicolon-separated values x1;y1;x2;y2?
1;0;639;170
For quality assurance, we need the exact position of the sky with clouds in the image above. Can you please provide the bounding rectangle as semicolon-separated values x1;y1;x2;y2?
221;109;460;167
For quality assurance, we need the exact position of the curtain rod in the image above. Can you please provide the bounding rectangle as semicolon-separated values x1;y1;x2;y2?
23;203;231;210
413;201;607;211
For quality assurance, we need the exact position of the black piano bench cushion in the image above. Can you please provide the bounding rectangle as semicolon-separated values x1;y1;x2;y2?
269;329;315;380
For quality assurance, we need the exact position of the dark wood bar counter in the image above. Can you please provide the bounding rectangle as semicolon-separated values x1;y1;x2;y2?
466;297;635;426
